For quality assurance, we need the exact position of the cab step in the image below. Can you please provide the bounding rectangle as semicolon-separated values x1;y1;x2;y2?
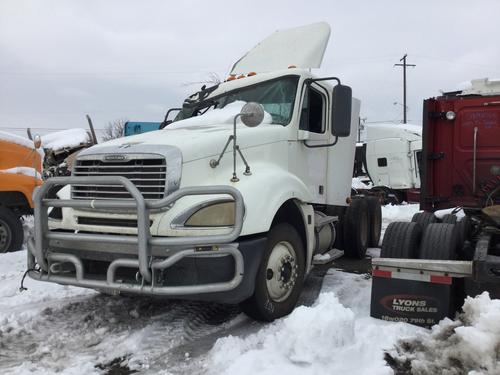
313;248;344;265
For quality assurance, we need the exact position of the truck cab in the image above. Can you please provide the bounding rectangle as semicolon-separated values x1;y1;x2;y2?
28;23;375;320
0;131;43;252
371;78;500;327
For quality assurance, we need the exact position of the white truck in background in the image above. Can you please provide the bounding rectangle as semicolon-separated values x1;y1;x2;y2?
354;123;422;204
27;23;381;321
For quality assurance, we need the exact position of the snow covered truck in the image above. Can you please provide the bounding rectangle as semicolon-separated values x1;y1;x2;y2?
0;131;43;252
371;78;500;327
27;23;381;321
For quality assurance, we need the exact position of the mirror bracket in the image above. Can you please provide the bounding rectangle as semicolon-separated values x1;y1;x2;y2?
209;102;263;182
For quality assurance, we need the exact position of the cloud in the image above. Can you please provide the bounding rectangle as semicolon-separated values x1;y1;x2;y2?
1;0;500;135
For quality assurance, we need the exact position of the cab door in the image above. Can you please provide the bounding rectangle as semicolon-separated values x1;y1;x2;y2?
294;83;331;203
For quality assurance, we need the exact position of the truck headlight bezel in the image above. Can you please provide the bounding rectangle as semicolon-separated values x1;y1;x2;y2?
171;199;237;228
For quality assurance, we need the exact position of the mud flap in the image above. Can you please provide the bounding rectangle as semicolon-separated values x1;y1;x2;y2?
370;276;455;327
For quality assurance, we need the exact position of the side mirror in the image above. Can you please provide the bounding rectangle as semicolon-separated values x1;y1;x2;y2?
240;102;264;127
160;108;182;129
33;134;42;149
331;84;352;137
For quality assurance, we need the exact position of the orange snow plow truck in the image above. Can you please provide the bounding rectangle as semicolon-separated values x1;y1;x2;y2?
0;131;43;252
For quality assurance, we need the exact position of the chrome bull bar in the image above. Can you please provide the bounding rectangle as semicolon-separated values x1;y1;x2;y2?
27;176;245;295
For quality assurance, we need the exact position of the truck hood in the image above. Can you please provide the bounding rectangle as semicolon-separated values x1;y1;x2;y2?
88;123;288;163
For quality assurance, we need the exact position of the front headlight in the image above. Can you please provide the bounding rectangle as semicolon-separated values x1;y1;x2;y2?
183;201;235;227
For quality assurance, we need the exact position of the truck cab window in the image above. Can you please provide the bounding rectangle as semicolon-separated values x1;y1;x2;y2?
175;76;299;126
377;157;387;167
300;87;325;133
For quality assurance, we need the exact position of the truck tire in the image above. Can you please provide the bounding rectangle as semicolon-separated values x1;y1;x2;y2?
418;223;458;260
411;212;437;229
343;198;369;259
441;214;457;224
381;222;422;258
240;223;305;321
366;196;382;247
325;206;346;250
0;206;24;253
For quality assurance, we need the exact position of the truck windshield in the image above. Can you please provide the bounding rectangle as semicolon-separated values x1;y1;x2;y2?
176;76;299;126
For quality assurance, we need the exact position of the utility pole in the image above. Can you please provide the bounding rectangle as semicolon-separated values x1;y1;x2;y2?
394;54;416;123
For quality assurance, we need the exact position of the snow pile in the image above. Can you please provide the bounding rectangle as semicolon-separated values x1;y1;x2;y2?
204;276;421;375
167;101;273;129
387;292;500;374
434;207;466;220
0;130;44;157
0;167;42;180
208;293;354;374
41;128;89;150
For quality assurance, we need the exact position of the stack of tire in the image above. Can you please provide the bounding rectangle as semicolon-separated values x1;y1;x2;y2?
381;211;471;261
333;196;382;259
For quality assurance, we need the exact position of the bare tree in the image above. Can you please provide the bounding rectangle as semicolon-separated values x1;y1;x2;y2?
101;118;127;141
182;72;222;88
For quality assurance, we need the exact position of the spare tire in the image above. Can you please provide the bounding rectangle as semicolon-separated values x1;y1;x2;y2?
418;223;458;260
366;196;382;247
411;212;437;229
343;198;369;259
381;221;422;259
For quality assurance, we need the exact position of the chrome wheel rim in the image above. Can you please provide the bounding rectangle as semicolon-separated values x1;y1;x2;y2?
0;218;12;253
265;241;298;302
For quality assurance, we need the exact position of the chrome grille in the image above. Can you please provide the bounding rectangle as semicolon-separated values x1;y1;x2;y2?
72;155;167;200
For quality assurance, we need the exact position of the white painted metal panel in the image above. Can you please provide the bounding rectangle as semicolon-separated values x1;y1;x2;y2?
231;22;331;74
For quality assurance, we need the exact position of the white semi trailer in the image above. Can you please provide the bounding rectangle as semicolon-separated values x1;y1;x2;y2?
27;23;380;321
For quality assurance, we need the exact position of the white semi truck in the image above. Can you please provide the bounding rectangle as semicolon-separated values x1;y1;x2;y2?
353;123;422;204
27;23;380;320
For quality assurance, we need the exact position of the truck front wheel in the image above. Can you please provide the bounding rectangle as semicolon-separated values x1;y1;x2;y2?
240;223;305;321
0;206;24;253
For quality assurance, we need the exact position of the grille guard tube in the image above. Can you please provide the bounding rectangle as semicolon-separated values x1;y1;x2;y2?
27;239;244;295
31;176;244;285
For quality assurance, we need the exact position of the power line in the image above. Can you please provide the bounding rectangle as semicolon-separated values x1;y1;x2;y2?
394;54;416;124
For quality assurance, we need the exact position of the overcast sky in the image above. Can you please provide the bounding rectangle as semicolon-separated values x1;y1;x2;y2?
1;0;499;137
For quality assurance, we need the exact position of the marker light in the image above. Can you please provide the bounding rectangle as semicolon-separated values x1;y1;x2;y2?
446;111;456;120
237;74;245;79
288;65;297;69
247;72;257;76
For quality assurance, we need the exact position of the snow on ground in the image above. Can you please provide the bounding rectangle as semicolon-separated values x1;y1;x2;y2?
200;272;422;375
387;292;500;374
0;204;498;374
41;128;89;150
381;203;420;240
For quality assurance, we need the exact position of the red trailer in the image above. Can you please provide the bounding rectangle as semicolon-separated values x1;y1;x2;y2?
371;78;500;327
